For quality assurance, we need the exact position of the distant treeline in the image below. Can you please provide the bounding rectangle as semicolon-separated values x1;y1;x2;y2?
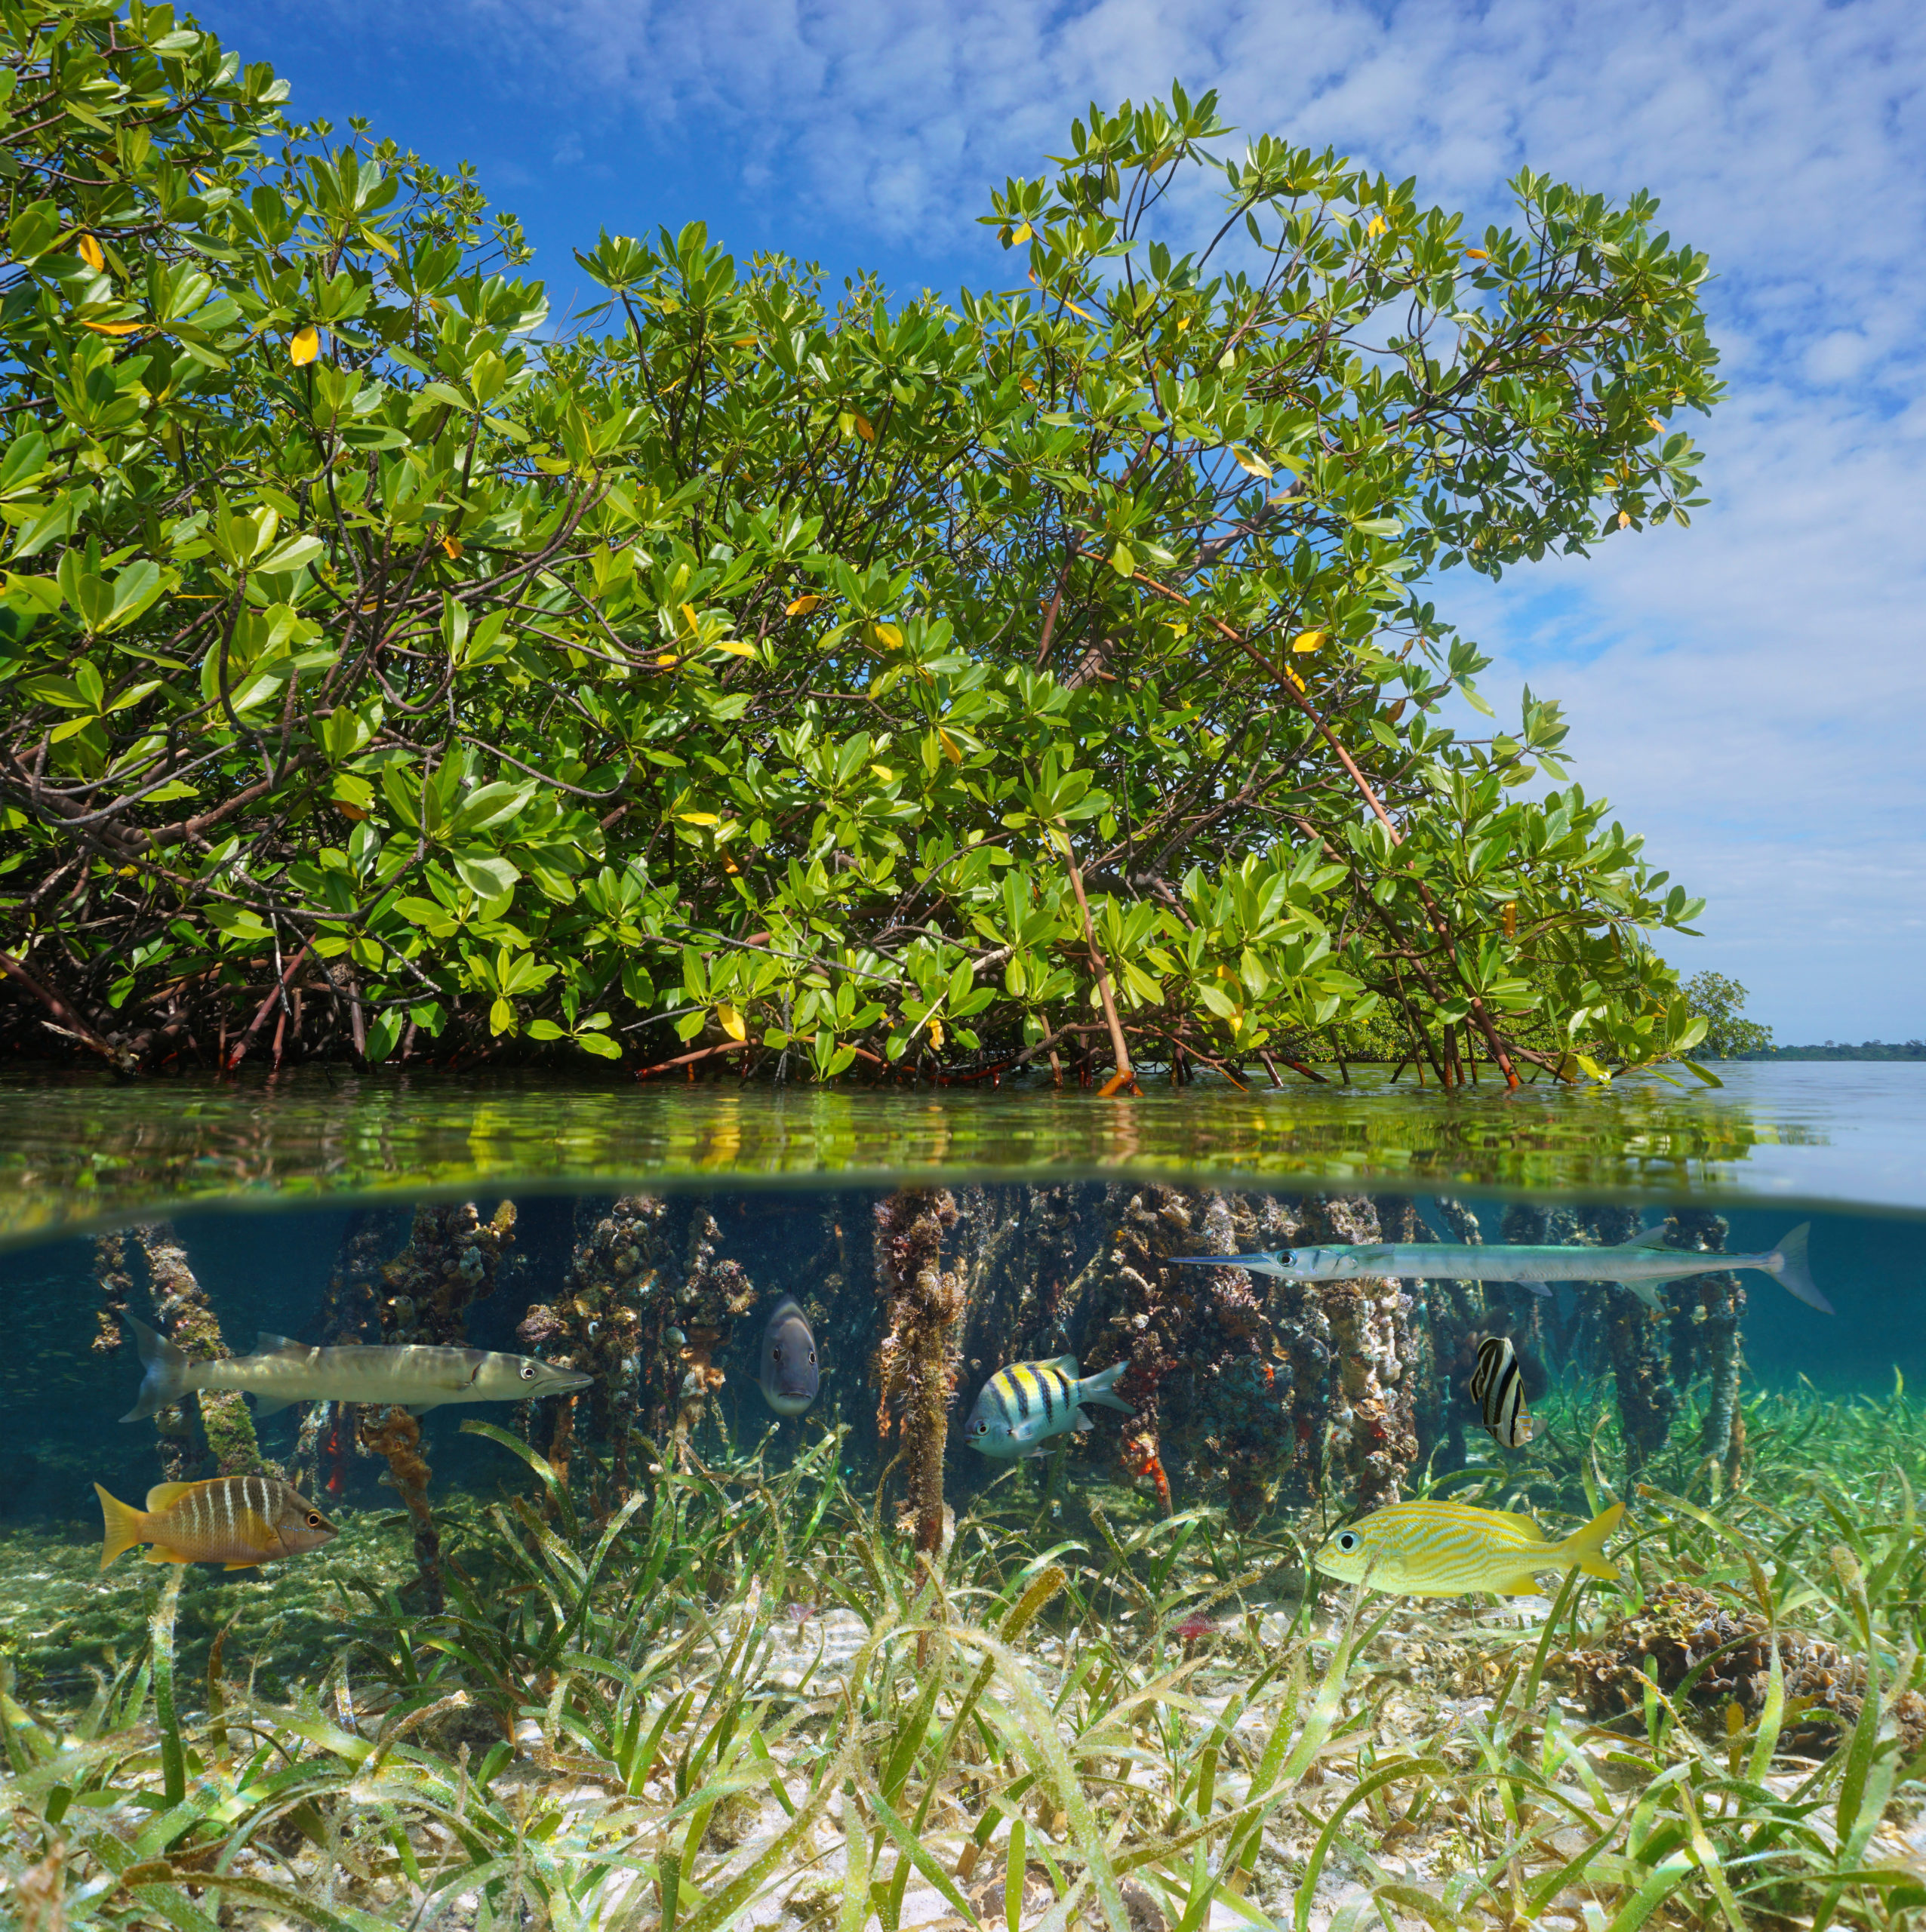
1740;1041;1926;1061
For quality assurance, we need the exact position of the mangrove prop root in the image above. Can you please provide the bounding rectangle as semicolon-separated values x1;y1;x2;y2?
294;1209;389;1500
873;1188;964;1555
135;1221;265;1481
91;1230;134;1358
1310;1195;1419;1509
1591;1204;1678;1482
360;1404;444;1614
1669;1208;1747;1486
380;1200;517;1348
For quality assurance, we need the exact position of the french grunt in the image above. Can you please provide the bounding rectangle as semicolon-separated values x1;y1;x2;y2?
1314;1499;1625;1597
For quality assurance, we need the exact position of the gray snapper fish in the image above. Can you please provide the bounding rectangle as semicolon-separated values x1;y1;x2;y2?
121;1316;592;1422
966;1355;1134;1460
758;1297;820;1416
1168;1222;1829;1315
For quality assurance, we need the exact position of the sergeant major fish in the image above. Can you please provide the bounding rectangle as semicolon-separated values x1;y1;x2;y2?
1314;1499;1624;1598
1170;1223;1830;1314
94;1474;337;1571
965;1355;1134;1460
758;1297;820;1416
1470;1334;1534;1448
120;1316;592;1422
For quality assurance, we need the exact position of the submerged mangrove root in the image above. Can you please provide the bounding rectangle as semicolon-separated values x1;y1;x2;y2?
380;1200;518;1348
135;1222;264;1481
1311;1195;1418;1509
1590;1205;1678;1482
872;1189;964;1555
1669;1208;1747;1486
293;1210;389;1500
91;1231;134;1359
360;1404;444;1614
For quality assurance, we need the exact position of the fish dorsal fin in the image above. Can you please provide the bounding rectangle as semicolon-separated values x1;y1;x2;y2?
1617;1226;1672;1251
144;1480;202;1513
254;1332;312;1357
1051;1354;1081;1377
1494;1509;1548;1543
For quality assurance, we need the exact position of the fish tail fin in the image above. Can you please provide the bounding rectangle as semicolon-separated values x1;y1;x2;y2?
94;1483;145;1569
1556;1502;1626;1581
121;1315;190;1422
1078;1359;1135;1416
1765;1223;1832;1314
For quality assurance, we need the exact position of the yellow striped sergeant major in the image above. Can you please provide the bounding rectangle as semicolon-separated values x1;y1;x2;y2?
965;1355;1134;1459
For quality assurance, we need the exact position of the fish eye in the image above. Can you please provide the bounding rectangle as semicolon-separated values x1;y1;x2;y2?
306;1512;323;1528
808;1349;817;1364
1336;1531;1360;1552
520;1362;538;1380
771;1344;783;1363
972;1419;987;1433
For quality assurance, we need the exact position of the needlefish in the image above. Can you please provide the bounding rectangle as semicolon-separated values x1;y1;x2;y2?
94;1474;337;1571
1169;1222;1830;1314
119;1316;592;1422
1315;1500;1625;1598
965;1355;1134;1459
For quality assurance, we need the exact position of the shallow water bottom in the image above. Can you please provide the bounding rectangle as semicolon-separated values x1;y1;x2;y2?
2;1179;1923;1928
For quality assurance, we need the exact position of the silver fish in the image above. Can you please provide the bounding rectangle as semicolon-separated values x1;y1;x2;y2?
121;1317;592;1421
758;1297;820;1416
965;1355;1133;1460
1469;1334;1534;1448
1168;1223;1829;1314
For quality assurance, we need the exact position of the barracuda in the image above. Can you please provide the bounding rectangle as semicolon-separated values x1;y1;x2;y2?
119;1316;592;1421
1170;1222;1830;1314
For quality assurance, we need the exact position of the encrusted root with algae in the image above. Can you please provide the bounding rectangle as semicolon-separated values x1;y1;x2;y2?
380;1200;518;1349
358;1404;444;1614
872;1188;964;1555
134;1220;266;1482
292;1209;390;1503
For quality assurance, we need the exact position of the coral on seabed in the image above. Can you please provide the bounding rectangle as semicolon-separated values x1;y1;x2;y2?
1561;1582;1926;1759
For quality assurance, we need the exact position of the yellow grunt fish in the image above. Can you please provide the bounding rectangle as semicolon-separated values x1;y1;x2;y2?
1314;1499;1625;1597
95;1474;337;1571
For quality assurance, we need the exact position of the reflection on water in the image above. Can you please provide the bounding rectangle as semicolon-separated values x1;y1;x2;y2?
4;1060;1922;1246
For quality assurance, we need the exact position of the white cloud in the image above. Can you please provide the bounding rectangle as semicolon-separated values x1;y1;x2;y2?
425;0;1926;1035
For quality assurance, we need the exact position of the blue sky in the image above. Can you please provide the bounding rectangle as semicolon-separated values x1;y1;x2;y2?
202;0;1924;1043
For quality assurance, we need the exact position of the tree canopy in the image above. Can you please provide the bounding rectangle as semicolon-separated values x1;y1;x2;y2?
0;5;1722;1086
